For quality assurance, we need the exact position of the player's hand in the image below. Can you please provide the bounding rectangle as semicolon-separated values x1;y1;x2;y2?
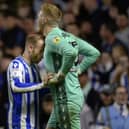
47;74;58;85
47;72;65;85
43;73;55;86
57;71;65;82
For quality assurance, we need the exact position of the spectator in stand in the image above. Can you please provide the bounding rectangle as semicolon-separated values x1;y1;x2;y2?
0;49;13;128
79;20;101;49
0;49;3;90
101;0;112;9
98;52;114;85
112;45;128;64
112;0;129;14
100;22;128;53
88;52;114;91
79;20;93;41
96;86;129;129
0;12;6;48
78;0;109;32
65;0;81;15
96;84;114;128
17;1;35;19
108;5;119;25
88;61;101;91
110;56;129;94
99;84;114;107
1;11;26;57
115;13;129;50
0;49;5;127
63;11;76;26
65;23;80;36
79;71;103;119
79;71;96;129
80;104;95;129
77;0;109;50
23;16;35;35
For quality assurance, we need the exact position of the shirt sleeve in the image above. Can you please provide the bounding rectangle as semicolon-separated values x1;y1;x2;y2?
45;35;78;75
8;60;44;93
77;37;100;74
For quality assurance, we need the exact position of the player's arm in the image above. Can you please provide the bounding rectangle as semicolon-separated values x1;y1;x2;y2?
45;35;78;75
77;37;100;74
8;60;45;93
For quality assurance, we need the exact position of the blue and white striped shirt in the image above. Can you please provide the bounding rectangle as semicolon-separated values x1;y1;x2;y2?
7;56;43;129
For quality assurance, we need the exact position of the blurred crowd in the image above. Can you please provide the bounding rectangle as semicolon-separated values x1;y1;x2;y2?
0;0;129;129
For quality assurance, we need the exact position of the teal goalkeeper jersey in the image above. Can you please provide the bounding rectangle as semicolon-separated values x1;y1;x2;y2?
44;27;100;106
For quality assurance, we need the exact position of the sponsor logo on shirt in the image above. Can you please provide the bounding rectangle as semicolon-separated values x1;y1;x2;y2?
53;36;61;44
12;61;19;69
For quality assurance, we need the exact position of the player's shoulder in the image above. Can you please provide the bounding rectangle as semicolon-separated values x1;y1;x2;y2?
45;30;63;45
45;27;76;44
46;33;61;42
8;56;23;70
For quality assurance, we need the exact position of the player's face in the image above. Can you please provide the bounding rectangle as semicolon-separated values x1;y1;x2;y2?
31;39;44;63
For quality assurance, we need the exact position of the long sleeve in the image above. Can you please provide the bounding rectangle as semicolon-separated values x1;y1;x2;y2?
77;37;100;74
45;35;78;75
8;60;44;93
11;78;44;93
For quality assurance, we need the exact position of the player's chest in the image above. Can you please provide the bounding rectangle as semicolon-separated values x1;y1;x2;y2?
24;66;40;83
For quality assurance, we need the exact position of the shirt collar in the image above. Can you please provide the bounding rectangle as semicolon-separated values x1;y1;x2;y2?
114;102;129;117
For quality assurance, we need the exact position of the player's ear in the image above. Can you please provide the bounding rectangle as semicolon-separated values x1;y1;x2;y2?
28;43;34;52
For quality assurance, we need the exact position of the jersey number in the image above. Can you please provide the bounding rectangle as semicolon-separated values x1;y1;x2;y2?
69;41;77;47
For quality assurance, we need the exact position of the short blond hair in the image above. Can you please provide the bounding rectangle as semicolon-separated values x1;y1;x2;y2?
41;3;62;23
26;34;43;46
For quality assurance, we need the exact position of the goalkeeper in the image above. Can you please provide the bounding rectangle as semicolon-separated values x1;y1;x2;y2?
37;3;100;129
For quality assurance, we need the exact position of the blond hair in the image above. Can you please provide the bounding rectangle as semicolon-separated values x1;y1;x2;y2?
26;34;43;46
41;3;62;23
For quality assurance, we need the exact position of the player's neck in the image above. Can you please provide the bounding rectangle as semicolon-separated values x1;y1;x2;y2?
22;52;31;65
43;25;58;36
